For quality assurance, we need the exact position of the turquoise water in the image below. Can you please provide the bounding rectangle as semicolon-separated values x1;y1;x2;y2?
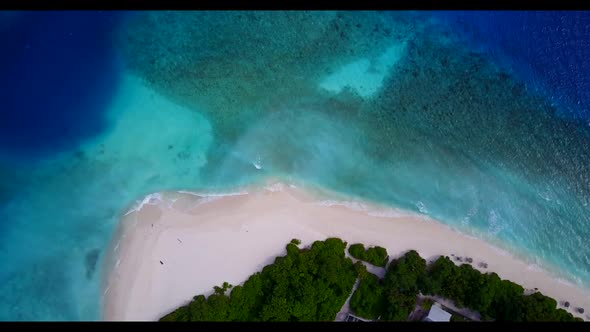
1;11;590;320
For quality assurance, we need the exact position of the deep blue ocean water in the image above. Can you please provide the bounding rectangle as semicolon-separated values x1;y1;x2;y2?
0;11;589;321
428;11;590;121
0;11;125;160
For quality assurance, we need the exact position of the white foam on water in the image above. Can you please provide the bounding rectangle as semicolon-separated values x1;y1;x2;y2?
316;198;420;220
367;208;410;218
538;192;552;202
557;278;576;287
265;182;286;192
253;154;263;170
176;190;202;197
461;216;470;227
162;197;179;210
487;209;505;236
457;228;481;241
527;263;543;272
170;190;250;212
183;196;222;212
461;204;478;227
317;199;368;212
318;41;407;98
124;193;164;216
176;190;249;197
123;208;135;217
490;245;511;257
416;201;428;214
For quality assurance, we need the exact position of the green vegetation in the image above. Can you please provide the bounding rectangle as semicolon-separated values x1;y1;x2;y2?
160;238;357;321
349;251;581;322
290;238;302;246
422;256;582;321
161;240;582;322
380;250;427;321
451;314;467;322
348;243;389;267
349;273;386;320
348;249;427;321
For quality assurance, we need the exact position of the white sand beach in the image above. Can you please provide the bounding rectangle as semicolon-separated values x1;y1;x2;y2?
102;182;590;321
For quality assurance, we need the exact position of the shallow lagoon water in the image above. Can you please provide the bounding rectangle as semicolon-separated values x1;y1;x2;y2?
1;11;590;320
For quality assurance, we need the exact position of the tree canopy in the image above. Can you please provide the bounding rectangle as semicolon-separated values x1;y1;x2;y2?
348;243;389;267
160;240;582;322
350;252;581;322
160;238;357;321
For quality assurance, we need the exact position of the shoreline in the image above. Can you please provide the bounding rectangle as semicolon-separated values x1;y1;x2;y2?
102;181;590;321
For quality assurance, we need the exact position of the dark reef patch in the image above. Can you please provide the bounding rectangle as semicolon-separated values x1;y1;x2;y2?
121;11;417;144
120;11;590;285
85;249;100;280
366;34;590;203
122;11;590;210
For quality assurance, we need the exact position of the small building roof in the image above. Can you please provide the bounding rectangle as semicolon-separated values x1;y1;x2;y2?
346;313;371;322
424;303;452;322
